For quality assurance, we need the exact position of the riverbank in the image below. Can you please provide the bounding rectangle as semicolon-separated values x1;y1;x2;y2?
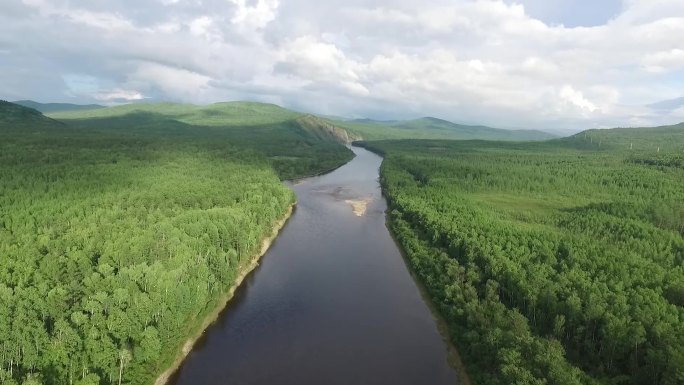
367;143;472;385
154;203;295;385
166;146;464;385
326;145;472;383
385;214;473;385
288;149;356;184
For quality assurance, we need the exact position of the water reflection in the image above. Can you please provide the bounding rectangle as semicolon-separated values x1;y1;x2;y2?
169;147;460;385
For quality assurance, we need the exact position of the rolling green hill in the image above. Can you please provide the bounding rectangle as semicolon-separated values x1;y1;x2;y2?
333;116;557;141
0;100;64;129
0;100;354;385
13;100;105;114
50;101;557;142
47;102;353;179
49;101;302;127
357;122;684;385
563;122;684;152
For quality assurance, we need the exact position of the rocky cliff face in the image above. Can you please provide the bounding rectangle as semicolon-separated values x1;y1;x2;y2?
296;115;362;144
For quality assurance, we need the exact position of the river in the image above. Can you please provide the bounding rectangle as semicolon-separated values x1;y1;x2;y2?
168;146;461;385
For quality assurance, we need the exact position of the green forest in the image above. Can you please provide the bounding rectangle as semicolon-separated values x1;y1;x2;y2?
332;117;557;141
47;101;354;180
3;97;684;385
0;101;352;385
357;124;684;385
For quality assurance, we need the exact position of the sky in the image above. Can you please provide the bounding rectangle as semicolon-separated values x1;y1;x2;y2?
1;0;684;131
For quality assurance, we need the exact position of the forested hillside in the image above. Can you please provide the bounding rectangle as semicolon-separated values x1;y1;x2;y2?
358;124;684;385
48;101;300;127
334;117;557;141
49;102;353;179
13;100;105;114
0;101;353;385
0;101;64;128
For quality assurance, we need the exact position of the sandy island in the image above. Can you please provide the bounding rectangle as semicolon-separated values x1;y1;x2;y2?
345;197;373;216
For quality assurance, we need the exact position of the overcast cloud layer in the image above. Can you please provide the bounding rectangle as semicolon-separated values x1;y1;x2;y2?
1;0;684;131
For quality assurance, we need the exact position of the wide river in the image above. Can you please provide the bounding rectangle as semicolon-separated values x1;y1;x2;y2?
169;146;461;385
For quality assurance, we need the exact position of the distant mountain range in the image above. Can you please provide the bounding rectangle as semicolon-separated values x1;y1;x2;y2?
13;100;105;113
398;117;557;140
5;99;560;141
4;99;684;148
8;97;684;142
335;116;558;141
37;99;556;141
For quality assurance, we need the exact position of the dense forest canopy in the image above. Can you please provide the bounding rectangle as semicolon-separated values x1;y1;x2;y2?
48;101;302;128
45;102;354;180
4;98;683;385
358;123;684;385
0;101;353;385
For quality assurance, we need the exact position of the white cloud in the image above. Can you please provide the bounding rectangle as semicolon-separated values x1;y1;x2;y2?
672;107;684;119
276;36;369;95
61;73;145;102
642;49;684;73
95;89;145;102
230;0;279;30
128;62;212;100
3;0;684;130
188;16;214;38
21;0;136;32
559;85;598;114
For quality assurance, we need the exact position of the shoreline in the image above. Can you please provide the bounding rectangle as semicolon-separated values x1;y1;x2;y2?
287;145;357;185
385;213;473;385
153;203;295;385
370;148;473;385
287;158;353;185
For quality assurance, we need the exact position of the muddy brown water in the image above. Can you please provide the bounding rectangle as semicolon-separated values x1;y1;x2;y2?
168;146;461;385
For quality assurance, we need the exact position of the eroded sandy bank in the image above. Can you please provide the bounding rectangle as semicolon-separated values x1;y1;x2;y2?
154;203;295;385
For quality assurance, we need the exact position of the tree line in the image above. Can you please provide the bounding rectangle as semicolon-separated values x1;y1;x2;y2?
0;102;353;385
357;137;684;385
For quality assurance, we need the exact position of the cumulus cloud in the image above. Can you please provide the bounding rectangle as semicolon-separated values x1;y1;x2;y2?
230;0;280;30
94;89;145;102
559;85;598;114
642;49;684;73
1;0;684;131
128;62;212;100
276;36;369;95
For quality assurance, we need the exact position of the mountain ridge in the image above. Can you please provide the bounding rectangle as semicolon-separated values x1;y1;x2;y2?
334;115;558;141
13;100;105;113
0;100;65;129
